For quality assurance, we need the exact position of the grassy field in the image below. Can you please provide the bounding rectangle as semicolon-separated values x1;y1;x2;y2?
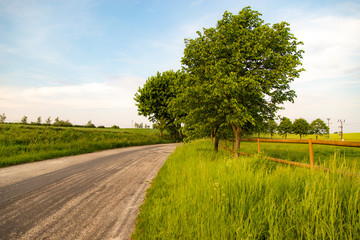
0;124;176;167
132;139;360;239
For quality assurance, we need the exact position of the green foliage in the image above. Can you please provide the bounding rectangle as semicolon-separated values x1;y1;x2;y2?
21;116;28;124
85;120;96;128
277;117;292;139
0;124;175;167
134;70;185;138
53;117;72;127
133;140;360;239
311;118;329;139
177;7;304;152
0;113;6;123
292;118;311;139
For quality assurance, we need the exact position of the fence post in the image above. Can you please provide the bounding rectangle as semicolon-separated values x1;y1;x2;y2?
257;138;260;154
309;138;314;168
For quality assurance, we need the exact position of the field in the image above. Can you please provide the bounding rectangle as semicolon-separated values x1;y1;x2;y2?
0;124;176;167
132;139;360;239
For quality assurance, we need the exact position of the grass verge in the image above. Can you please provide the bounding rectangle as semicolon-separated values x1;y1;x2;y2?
132;139;360;239
0;124;176;167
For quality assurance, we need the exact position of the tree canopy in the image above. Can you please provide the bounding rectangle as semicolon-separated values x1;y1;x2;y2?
178;7;304;155
277;117;292;139
310;118;329;139
292;118;310;139
134;70;185;138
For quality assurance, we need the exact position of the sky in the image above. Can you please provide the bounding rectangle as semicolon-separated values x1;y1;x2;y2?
0;0;359;133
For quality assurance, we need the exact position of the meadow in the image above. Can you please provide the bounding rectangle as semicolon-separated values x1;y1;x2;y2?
132;139;360;239
0;124;175;167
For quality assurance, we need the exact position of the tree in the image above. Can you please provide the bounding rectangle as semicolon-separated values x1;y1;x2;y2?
267;119;278;138
134;70;185;138
21;116;28;124
53;117;72;127
86;120;96;128
277;117;292;139
310;118;329;140
37;116;41;124
0;113;6;123
179;7;304;155
45;117;51;125
292;118;310;139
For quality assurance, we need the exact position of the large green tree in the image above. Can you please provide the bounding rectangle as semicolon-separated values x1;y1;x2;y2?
134;70;185;138
179;7;304;155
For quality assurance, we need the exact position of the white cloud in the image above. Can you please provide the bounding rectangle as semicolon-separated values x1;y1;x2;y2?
292;14;360;82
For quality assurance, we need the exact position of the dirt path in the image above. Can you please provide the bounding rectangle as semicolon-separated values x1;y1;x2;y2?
0;143;179;240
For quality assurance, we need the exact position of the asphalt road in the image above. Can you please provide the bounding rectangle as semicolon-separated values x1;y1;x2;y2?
0;143;179;240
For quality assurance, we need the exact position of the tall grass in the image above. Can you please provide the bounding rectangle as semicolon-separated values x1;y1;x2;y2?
132;139;360;239
0;124;175;167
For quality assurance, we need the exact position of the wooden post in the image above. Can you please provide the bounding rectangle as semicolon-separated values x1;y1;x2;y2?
257;138;260;154
309;138;314;168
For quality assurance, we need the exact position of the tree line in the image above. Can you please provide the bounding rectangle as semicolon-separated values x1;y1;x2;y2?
134;7;305;156
265;117;329;140
0;113;121;129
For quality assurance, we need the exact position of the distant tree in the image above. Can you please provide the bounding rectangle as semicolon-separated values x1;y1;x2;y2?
292;118;311;139
86;120;96;128
37;116;41;124
45;117;51;125
21;116;28;124
0;113;6;123
98;125;105;128
277;117;292;139
267;119;278;138
310;118;329;140
111;125;120;129
53;117;72;127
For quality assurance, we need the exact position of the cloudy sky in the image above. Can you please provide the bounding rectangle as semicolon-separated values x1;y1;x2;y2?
0;0;359;133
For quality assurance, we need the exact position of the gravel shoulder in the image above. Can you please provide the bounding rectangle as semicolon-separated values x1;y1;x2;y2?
0;143;179;240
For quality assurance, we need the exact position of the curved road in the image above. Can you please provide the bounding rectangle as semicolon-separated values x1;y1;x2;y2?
0;143;179;240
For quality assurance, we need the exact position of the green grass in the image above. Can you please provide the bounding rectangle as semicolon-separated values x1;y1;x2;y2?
132;139;360;239
0;124;176;167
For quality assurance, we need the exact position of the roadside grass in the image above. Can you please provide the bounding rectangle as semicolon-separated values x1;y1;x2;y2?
132;139;360;239
0;124;175;167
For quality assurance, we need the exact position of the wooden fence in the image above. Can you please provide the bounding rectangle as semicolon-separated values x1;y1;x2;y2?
220;138;360;170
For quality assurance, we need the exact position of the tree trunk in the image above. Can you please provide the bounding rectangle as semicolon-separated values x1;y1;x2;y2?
213;127;219;152
230;123;242;157
160;131;163;138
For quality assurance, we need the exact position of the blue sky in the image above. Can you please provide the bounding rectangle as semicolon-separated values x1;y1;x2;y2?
0;0;359;133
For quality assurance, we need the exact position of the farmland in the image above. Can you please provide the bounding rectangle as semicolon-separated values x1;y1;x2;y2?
132;139;360;239
0;124;175;167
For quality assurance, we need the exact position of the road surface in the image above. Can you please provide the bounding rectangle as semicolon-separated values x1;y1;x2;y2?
0;143;179;240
